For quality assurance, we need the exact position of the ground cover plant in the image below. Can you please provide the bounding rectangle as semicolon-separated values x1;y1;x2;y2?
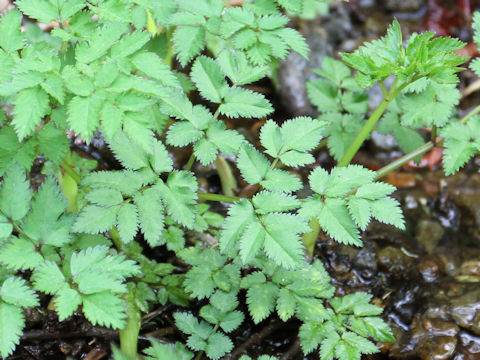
0;0;479;359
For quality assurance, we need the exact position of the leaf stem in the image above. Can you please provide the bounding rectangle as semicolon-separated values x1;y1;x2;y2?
374;141;435;181
215;155;237;197
337;79;408;167
460;104;480;124
60;159;81;183
185;153;196;171
198;192;239;203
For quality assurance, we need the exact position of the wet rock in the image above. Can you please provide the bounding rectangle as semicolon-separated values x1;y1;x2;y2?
456;331;480;360
391;313;459;360
384;0;425;12
449;289;480;335
377;246;417;278
418;255;445;283
415;219;445;253
460;259;480;277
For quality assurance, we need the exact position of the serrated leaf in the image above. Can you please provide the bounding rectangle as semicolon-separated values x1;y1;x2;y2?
110;131;149;170
54;287;82;321
370;197;405;230
111;31;151;58
191;56;228;103
82;292;126;329
261;169;302;192
253;191;300;214
0;277;38;308
156;171;198;229
219;87;273;119
16;0;57;23
0;237;43;270
206;332;233;360
239;221;265;264
246;282;278;323
0;302;24;358
73;205;120;234
135;188;164;247
220;199;255;253
37;123;69;165
194;138;218;165
32;261;66;294
0;164;31;221
167;121;204;147
117;203;138;244
276;288;296;321
67;94;103;141
237;144;270;184
0;9;25;52
132;52;180;88
173;26;205;66
13;87;50;140
319;198;362;246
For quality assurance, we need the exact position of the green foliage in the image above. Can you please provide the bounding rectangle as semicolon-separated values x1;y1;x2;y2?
299;166;404;246
3;2;477;360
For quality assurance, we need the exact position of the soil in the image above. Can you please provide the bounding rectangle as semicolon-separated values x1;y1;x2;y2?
5;1;480;359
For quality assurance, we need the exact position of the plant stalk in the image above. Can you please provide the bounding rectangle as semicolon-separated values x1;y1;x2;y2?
119;293;142;360
198;192;239;203
215;155;237;197
374;141;435;181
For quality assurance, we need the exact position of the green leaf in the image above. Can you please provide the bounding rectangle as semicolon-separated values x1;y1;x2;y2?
75;24;126;64
111;31;151;58
262;213;308;269
276;27;309;59
55;287;82;320
86;188;124;207
276;288;296;321
306;79;340;112
37;123;69;165
117;204;138;244
0;237;43;270
320;332;340;360
370;197;405;230
0;302;24;358
313;56;351;87
220;199;255;253
0;9;25;52
206;332;233;360
32;261;66;294
110;131;149;170
191;56;228;103
132;52;180;88
246;282;278;323
260;169;302;193
82;292;126;329
16;0;57;23
319;198;361;246
0;164;31;221
0;277;38;308
237;144;270;184
252;191;300;214
401;82;460;127
13;87;50;140
173;26;205;66
167;121;204;147
239;221;265;264
156;171;198;229
62;65;94;96
219;87;273;119
342;332;379;354
441;121;478;175
194;138;218;165
73;205;120;234
135;188;165;247
67;94;103;141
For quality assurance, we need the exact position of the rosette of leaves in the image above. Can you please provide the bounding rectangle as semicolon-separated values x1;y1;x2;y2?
299;293;394;360
299;165;405;246
0;164;140;356
73;131;198;247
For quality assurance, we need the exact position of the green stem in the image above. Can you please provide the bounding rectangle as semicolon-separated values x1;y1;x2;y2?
60;159;81;183
337;79;408;167
198;192;239;203
215;156;237;197
337;98;391;166
460;104;480;124
119;293;142;360
374;141;435;181
302;218;320;258
185;153;196;171
431;125;437;143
